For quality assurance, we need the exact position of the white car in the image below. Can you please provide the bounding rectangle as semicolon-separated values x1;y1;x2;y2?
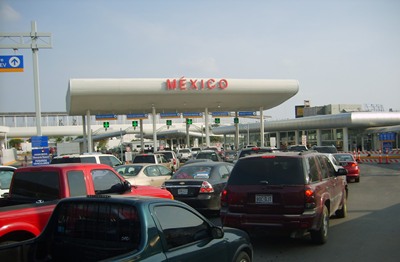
177;148;192;162
114;163;173;187
0;166;17;197
50;153;122;167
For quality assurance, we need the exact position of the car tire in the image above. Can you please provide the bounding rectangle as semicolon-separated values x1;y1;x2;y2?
355;177;360;183
235;251;251;262
335;193;347;218
310;205;329;244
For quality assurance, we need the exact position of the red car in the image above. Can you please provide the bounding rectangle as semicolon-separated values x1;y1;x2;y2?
333;153;360;182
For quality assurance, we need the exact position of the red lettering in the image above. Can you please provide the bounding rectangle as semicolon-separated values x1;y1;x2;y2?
179;77;186;90
166;79;177;90
219;79;228;89
207;79;216;89
166;78;228;90
190;79;198;89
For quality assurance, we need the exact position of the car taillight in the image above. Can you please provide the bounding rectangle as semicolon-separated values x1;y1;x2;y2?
221;189;228;205
199;181;214;193
349;162;358;167
304;186;316;209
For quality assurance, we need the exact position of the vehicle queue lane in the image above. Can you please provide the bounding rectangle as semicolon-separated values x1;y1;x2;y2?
210;163;400;262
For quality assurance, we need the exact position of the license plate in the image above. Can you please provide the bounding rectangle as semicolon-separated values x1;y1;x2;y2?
255;194;273;204
177;188;188;195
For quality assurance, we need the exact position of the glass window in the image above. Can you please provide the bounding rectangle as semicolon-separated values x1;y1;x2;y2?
229;157;304;185
67;170;86;197
99;156;113;166
11;171;60;200
158;165;172;176
80;157;96;164
154;205;210;249
0;170;15;190
145;166;161;177
317;155;335;179
53;202;140;261
91;169;122;193
307;157;320;183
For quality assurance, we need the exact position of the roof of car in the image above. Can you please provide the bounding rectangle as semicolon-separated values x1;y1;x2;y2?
181;161;232;167
17;163;112;171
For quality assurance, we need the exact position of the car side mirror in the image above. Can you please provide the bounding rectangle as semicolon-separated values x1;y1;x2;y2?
123;180;132;191
211;226;224;239
336;168;348;176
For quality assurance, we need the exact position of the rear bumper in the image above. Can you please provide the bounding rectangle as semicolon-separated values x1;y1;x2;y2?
174;194;220;211
220;209;319;233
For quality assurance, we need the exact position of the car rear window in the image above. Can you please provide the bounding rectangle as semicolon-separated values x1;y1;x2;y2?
133;155;155;163
228;156;305;185
52;201;140;261
51;157;82;164
173;166;212;179
11;171;60;200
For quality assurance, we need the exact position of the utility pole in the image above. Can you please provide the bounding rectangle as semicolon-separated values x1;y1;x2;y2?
0;21;52;136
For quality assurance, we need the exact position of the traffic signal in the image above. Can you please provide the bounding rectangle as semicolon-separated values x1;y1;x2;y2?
166;120;172;126
215;118;220;124
186;118;193;125
103;121;110;128
234;117;239;124
132;120;138;127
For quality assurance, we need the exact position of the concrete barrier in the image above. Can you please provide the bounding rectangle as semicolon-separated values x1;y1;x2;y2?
344;150;400;164
1;148;17;165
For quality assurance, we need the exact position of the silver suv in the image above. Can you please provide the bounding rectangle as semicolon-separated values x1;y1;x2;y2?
50;153;122;167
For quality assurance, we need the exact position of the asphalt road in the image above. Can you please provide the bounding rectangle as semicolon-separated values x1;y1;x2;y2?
210;163;400;262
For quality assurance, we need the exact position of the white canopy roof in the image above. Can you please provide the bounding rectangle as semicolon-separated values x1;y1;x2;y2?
66;78;299;115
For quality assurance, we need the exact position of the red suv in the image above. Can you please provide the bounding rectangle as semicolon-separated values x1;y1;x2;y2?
220;151;348;244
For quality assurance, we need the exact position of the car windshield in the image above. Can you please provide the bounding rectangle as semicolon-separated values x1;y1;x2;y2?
334;154;354;162
173;166;212;180
229;156;305;185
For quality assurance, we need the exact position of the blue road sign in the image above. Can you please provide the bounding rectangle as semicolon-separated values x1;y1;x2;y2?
160;112;181;118
238;111;256;117
182;112;203;118
0;55;24;72
212;111;231;117
32;148;50;166
31;136;49;148
95;114;118;120
127;113;148;119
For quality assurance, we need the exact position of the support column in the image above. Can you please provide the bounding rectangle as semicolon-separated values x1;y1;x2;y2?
235;111;239;150
152;106;157;153
205;108;210;147
276;132;281;149
343;127;349;152
86;110;92;153
186;123;190;148
316;129;321;146
260;107;265;147
294;130;299;145
82;115;87;153
140;119;144;153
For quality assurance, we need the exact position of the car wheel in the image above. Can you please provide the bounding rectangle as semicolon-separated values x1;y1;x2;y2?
335;193;347;218
235;251;251;262
310;205;329;244
355;177;360;183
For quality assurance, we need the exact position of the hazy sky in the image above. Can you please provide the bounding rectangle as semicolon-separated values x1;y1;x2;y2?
1;0;399;120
